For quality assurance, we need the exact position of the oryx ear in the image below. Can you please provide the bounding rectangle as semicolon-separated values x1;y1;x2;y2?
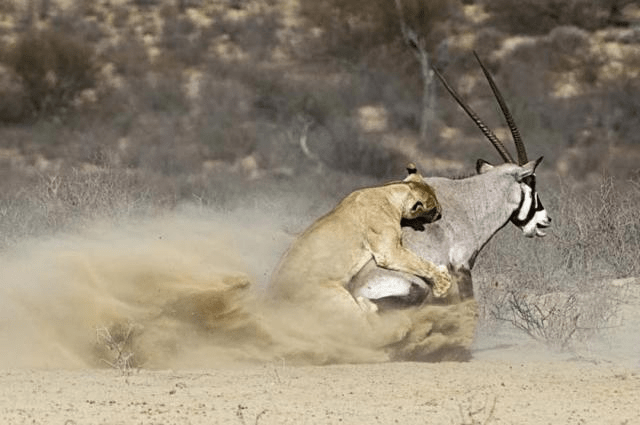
476;159;494;174
516;156;543;181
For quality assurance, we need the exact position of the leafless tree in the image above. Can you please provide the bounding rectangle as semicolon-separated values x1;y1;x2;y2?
393;0;435;144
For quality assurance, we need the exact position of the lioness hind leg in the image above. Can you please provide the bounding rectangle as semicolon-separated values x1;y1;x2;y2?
309;285;370;321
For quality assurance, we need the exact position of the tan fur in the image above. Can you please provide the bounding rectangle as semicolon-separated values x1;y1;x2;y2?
268;171;452;309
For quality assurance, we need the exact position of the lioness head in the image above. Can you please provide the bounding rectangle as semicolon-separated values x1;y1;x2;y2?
401;164;442;222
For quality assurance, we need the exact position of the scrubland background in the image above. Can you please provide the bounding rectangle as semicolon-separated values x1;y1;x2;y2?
1;0;640;354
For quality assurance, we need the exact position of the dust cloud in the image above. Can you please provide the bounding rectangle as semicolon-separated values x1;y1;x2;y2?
0;205;477;369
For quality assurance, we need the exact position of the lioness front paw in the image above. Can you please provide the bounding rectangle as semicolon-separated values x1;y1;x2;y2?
356;296;379;314
432;265;452;298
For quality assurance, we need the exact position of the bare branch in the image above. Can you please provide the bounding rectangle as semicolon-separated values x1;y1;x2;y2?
393;0;434;142
298;118;318;163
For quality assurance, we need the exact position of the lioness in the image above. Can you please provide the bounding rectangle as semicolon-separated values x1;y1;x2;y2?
268;167;452;310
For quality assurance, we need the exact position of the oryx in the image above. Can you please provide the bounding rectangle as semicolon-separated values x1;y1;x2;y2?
350;52;551;306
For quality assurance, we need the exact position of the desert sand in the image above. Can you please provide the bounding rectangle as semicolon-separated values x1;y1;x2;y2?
0;210;638;424
1;358;638;424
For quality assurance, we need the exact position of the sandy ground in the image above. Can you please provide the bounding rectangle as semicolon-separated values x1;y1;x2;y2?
1;359;638;425
1;211;639;424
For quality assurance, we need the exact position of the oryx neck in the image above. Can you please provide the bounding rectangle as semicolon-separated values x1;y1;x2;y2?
439;172;518;267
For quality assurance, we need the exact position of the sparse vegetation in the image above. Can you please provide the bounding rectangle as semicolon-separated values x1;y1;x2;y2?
455;393;497;425
489;289;619;349
235;404;267;425
5;28;97;119
477;176;639;348
95;322;141;373
299;0;458;57
481;0;636;35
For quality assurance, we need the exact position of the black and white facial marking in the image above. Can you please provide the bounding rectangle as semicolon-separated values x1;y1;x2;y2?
510;175;551;237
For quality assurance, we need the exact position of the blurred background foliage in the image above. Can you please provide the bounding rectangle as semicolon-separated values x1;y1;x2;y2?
0;0;639;237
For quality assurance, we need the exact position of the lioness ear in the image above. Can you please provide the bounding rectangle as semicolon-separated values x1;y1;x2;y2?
410;201;425;215
404;162;423;182
402;201;427;220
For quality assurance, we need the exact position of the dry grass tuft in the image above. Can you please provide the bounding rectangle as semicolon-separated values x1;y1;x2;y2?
455;393;497;425
477;175;639;348
95;322;141;373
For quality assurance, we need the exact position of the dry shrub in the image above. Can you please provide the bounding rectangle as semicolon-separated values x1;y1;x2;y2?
477;176;640;348
161;14;210;66
321;116;410;178
132;0;160;6
196;77;256;161
454;393;497;425
543;77;640;178
104;36;151;78
49;7;107;43
473;27;506;59
490;290;619;349
496;26;596;100
217;9;282;61
111;4;130;28
299;0;459;59
35;168;155;221
6;29;97;118
218;60;415;177
95;322;142;372
481;0;628;35
0;0;16;14
593;78;640;148
0;66;29;123
469;29;638;178
547;26;591;56
139;72;190;115
0;166;173;248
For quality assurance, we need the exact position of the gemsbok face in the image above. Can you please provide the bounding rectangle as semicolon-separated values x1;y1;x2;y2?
476;158;551;238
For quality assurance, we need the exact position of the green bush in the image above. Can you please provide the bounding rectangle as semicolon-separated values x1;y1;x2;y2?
6;29;97;118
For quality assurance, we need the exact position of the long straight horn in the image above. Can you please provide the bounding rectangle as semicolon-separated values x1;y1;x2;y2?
431;63;515;164
473;51;528;165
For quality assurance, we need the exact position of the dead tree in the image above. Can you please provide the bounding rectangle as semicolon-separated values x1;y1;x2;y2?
39;0;49;20
393;0;436;145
